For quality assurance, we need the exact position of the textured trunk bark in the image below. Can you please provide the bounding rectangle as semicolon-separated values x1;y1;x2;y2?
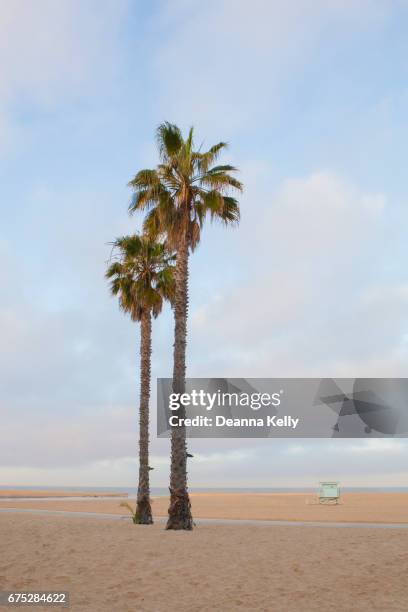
166;233;193;530
136;310;153;524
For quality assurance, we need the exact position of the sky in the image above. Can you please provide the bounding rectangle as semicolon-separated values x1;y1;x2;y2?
1;0;408;488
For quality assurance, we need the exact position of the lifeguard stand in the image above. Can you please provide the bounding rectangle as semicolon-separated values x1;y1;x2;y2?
318;482;340;505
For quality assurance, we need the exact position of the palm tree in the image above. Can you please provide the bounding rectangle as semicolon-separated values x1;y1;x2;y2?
106;234;175;524
128;123;242;530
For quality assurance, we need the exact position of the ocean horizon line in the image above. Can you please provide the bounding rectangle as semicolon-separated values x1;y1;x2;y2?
2;485;408;495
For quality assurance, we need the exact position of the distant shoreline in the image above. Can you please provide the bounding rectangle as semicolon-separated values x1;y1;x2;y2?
2;485;408;494
0;490;127;499
2;485;408;500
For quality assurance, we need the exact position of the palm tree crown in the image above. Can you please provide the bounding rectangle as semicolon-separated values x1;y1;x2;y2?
106;233;175;320
128;122;242;248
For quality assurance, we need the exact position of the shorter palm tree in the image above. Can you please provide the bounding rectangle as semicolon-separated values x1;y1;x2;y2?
106;234;175;524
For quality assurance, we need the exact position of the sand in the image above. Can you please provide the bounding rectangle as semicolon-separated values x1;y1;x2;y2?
0;490;126;498
1;492;407;524
1;512;407;611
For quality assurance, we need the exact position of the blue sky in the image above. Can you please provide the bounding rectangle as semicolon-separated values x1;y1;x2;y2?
1;0;408;488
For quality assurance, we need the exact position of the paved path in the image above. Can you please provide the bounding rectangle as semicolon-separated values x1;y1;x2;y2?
1;507;408;529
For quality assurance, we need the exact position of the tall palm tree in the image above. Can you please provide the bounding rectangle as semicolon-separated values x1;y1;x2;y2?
128;123;242;530
106;234;175;524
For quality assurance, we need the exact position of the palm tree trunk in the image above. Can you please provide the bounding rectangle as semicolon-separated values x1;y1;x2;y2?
136;310;153;524
166;234;193;530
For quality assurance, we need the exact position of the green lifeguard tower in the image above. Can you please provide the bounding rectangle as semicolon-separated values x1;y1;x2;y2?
318;481;340;505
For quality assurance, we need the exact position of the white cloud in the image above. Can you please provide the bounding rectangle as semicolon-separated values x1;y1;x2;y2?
0;0;129;155
348;440;406;454
191;171;402;376
153;0;391;133
194;450;252;464
285;445;308;456
1;1;406;489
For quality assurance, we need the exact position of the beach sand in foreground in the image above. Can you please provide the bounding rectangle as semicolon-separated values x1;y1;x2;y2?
1;492;407;523
1;513;407;611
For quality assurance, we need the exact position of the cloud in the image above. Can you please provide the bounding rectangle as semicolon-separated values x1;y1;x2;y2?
190;171;406;376
4;438;408;488
1;1;407;488
285;445;309;456
3;145;406;485
153;0;390;134
348;440;406;454
194;450;252;464
189;439;408;488
0;0;129;155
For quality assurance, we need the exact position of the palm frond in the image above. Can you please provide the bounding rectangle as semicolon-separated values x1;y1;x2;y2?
125;124;242;254
185;126;194;155
120;502;139;524
194;142;227;174
156;122;183;160
205;164;238;174
106;232;175;322
219;195;240;224
201;190;224;215
200;172;243;192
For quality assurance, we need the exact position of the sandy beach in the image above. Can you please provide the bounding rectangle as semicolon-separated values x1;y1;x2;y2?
1;511;408;611
1;492;407;524
1;492;408;610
